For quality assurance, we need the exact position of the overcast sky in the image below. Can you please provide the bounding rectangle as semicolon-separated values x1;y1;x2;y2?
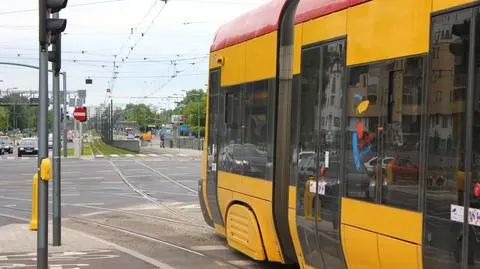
0;0;268;109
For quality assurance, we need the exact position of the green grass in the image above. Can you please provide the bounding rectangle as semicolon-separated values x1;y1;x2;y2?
89;130;101;137
91;139;133;155
62;143;93;157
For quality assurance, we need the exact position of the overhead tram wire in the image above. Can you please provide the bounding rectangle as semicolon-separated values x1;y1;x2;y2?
141;56;208;99
116;0;160;59
0;0;133;15
109;0;169;93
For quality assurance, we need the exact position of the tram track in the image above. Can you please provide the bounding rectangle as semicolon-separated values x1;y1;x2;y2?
108;160;209;228
0;196;205;229
68;216;248;269
0;207;248;269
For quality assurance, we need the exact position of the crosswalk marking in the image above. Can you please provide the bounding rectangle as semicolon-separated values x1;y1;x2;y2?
110;154;119;157
125;154;134;157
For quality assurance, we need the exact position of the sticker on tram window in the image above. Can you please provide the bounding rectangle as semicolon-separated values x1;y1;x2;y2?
450;204;480;226
211;163;217;171
308;180;326;195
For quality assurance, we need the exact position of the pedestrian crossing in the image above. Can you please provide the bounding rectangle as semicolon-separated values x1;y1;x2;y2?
0;153;201;161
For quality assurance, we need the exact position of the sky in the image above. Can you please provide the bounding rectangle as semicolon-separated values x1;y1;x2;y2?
0;0;268;110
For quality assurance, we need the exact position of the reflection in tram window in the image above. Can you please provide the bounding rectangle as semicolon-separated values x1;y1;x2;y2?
346;56;423;211
346;64;383;203
219;89;243;174
424;9;472;269
381;57;423;211
243;82;268;179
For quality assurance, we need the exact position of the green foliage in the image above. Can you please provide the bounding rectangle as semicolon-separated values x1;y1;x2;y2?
123;103;158;132
177;89;207;137
108;88;208;137
0;107;9;131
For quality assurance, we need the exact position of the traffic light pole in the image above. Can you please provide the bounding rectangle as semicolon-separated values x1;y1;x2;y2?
38;37;49;269
62;73;68;158
52;11;62;246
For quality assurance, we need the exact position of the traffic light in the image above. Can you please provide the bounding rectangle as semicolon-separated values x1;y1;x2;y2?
48;33;61;73
39;0;68;47
449;20;470;67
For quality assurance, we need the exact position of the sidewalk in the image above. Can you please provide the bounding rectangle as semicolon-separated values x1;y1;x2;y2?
0;223;172;269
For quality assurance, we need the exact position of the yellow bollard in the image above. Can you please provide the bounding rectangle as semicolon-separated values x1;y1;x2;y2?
29;173;38;231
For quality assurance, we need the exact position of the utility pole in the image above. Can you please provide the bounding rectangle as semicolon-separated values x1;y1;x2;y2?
49;11;62;246
38;1;67;268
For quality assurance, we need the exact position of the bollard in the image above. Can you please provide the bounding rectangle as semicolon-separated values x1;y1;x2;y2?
29;173;39;231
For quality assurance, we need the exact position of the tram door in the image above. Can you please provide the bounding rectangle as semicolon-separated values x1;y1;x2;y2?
205;69;224;226
424;7;480;269
294;39;346;269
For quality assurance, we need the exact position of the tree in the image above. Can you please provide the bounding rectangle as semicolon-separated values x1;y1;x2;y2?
124;104;157;132
0;107;9;131
180;89;207;137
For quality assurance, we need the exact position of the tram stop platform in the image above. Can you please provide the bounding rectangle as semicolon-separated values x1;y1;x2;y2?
0;222;170;269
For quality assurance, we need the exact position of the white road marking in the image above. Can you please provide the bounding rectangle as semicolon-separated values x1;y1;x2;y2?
177;204;200;209
167;173;195;176
79;177;105;180
81;211;109;217
125;174;152;178
110;154;119;157
95;155;105;158
63;227;179;269
163;154;174;157
72;203;104;206
125;154;134;157
4;205;16;207
229;260;255;266
137;154;147;157
148;154;158;157
95;170;114;173
190;245;228;251
100;181;123;184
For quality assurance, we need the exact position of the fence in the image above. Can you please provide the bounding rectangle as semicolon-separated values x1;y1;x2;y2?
163;137;204;151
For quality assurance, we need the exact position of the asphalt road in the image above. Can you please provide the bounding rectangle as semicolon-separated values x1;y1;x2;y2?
0;155;295;269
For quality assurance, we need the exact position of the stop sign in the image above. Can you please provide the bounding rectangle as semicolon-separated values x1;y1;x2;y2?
73;107;87;122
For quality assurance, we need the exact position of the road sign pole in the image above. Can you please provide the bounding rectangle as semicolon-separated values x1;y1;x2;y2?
62;73;67;158
38;20;49;269
52;12;62;246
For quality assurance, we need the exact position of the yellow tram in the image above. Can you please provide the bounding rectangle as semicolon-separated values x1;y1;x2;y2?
199;0;480;268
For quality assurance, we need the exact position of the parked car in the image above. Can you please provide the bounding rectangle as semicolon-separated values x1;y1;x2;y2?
18;138;38;157
364;156;395;176
0;136;13;154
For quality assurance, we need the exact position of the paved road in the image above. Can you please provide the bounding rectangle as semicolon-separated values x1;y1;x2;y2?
0;156;296;269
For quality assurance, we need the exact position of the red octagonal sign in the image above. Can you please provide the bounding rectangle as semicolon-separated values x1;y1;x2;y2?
73;107;87;122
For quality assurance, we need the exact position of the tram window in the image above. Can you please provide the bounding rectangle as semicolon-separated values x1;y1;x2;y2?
220;89;243;174
381;56;423;211
425;10;471;219
345;64;383;203
243;81;269;179
345;56;423;210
